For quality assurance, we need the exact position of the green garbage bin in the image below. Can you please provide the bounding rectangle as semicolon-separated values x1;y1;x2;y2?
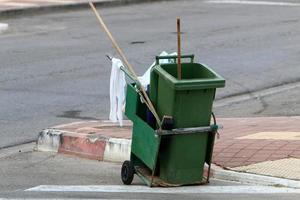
120;55;225;187
150;55;225;128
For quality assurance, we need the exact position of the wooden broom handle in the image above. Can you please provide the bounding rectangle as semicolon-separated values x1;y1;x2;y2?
89;2;162;127
177;18;182;80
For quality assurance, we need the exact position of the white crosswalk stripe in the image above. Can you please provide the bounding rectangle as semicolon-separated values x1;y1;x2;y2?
0;23;8;33
25;185;300;194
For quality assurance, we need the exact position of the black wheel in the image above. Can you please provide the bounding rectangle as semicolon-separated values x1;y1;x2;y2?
121;160;135;185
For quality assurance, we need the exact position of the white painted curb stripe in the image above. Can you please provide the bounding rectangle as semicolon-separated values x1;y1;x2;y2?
25;185;300;193
0;23;8;33
206;0;300;6
103;138;131;162
37;129;62;153
213;168;300;189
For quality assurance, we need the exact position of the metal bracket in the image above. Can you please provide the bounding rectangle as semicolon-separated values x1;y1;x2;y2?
156;125;219;136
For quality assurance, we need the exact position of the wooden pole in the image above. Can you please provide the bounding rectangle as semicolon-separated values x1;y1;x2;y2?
89;2;162;127
177;17;182;80
89;2;137;77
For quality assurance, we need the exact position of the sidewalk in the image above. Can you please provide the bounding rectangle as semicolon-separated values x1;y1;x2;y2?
37;116;300;186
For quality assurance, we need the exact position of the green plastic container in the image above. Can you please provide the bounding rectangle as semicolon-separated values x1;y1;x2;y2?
150;55;225;128
124;83;218;186
122;55;225;187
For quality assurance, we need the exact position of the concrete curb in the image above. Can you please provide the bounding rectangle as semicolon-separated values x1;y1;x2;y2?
0;23;8;33
37;129;62;152
0;0;176;18
37;128;131;162
37;128;300;188
212;166;300;189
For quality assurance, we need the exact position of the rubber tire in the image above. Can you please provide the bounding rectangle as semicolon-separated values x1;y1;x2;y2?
121;160;134;185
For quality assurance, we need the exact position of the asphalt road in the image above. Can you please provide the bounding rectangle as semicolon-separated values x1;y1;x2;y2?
0;144;299;199
0;0;300;148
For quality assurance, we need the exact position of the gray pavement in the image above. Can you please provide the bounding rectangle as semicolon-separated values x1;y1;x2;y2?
1;1;300;198
215;82;300;117
1;0;300;148
0;144;300;199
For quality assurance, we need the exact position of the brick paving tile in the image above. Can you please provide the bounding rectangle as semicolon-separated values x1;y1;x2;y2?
214;152;236;158
213;150;222;155
212;146;225;151
229;143;252;149
255;150;276;155
242;161;256;166
248;156;271;162
215;140;234;144
280;145;300;151
254;151;276;155
241;146;262;150
234;149;258;158
247;142;273;148
212;157;232;163
213;144;232;149
291;150;300;154
228;157;249;162
250;153;272;159
268;155;288;160
232;140;256;144
246;153;265;159
271;141;290;145
224;161;246;168
289;151;300;157
288;141;300;144
273;150;294;155
267;143;288;147
262;145;285;150
219;148;242;153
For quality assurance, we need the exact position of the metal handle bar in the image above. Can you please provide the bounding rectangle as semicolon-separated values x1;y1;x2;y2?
155;54;194;64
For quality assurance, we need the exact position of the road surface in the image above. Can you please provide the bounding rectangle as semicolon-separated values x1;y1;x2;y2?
1;0;300;148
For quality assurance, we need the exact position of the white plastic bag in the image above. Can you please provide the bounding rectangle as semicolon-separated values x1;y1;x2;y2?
138;51;177;89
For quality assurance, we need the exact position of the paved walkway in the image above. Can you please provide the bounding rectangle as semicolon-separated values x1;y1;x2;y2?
213;117;300;168
37;116;300;181
47;116;300;168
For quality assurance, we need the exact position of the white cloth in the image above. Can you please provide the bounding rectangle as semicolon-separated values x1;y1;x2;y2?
109;58;126;126
138;51;177;89
109;52;176;126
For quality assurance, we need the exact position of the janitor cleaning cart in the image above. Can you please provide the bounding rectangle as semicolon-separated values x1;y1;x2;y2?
89;3;225;187
121;54;225;186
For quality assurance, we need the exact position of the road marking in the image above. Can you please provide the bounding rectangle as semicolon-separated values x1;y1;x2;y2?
232;158;300;180
0;23;8;33
237;132;300;140
26;185;300;193
206;0;300;6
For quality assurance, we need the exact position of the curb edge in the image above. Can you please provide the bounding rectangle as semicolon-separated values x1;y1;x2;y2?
0;0;176;18
36;128;300;188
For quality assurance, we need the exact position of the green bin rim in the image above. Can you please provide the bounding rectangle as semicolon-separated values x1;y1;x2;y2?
152;63;225;90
